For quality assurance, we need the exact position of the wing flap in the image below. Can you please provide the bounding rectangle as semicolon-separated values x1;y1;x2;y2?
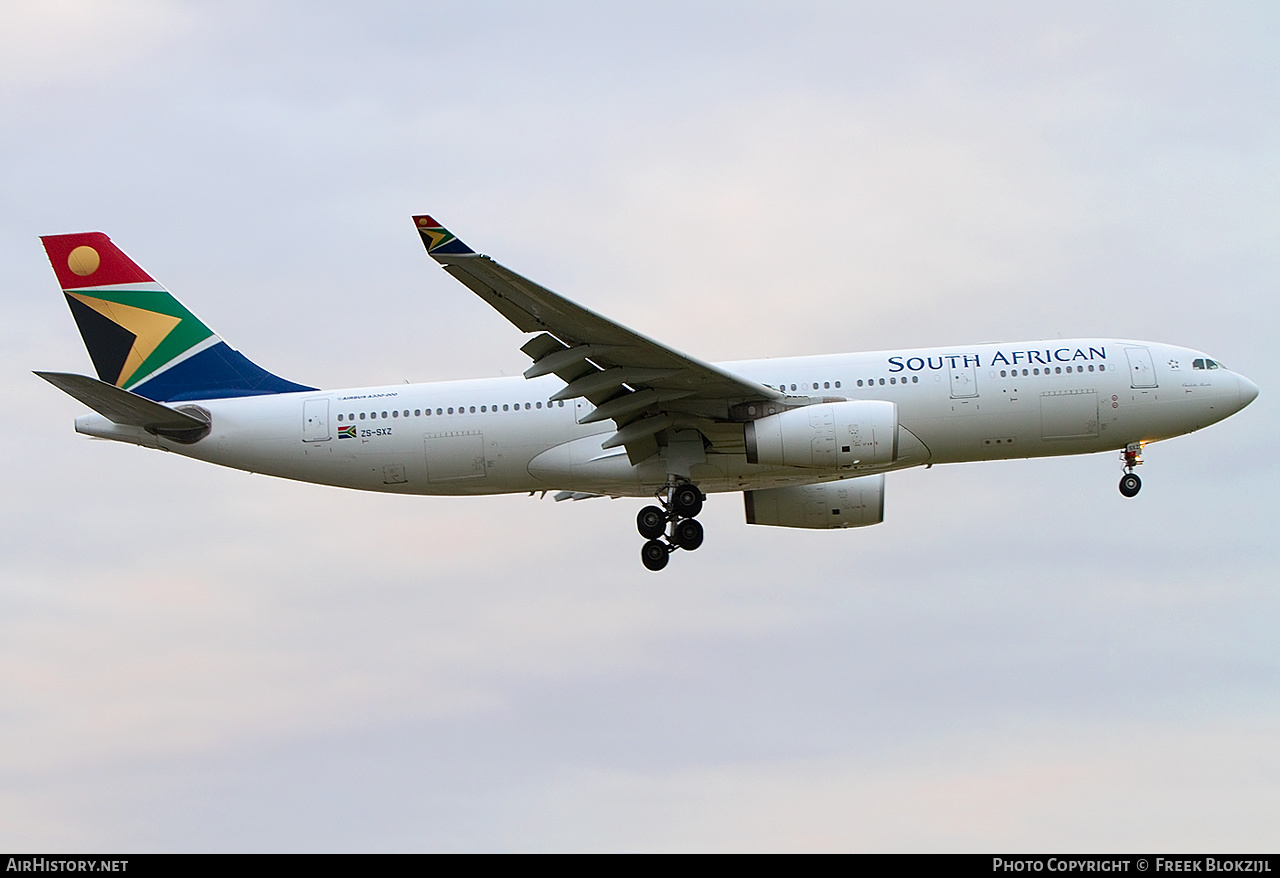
519;333;601;385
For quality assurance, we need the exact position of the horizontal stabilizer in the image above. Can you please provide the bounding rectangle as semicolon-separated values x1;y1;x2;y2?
35;371;208;431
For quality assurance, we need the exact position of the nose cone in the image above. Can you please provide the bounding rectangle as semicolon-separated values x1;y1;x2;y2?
1238;374;1259;409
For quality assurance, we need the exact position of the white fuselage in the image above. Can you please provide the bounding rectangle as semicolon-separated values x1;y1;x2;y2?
75;339;1256;497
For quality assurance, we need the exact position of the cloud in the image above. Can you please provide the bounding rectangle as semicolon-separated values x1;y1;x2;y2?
0;0;195;96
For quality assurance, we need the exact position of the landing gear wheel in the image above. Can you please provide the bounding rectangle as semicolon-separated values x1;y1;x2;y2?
673;518;704;551
637;506;667;540
1119;473;1142;498
641;539;670;571
670;484;703;518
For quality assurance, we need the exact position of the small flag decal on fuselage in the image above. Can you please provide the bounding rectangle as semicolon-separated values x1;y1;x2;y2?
338;425;357;439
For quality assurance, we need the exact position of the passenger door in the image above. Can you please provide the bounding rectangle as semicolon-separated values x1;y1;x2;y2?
949;362;978;399
302;398;331;442
1125;347;1158;388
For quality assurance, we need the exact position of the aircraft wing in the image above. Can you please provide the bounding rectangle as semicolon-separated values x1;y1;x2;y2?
413;215;788;464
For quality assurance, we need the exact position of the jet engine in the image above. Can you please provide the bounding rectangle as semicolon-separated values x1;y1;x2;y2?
743;475;885;529
744;400;898;469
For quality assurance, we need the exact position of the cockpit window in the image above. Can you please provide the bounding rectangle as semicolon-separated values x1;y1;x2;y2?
1192;358;1224;371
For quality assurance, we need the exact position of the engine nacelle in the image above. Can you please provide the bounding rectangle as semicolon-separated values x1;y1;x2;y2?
743;476;885;529
744;400;898;469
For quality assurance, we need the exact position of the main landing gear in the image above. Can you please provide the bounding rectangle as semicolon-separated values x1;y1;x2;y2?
637;482;705;571
1118;442;1143;498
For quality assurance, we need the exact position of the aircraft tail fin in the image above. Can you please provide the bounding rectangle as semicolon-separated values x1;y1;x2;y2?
40;232;315;402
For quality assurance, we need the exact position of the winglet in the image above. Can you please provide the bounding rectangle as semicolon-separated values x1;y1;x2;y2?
412;215;476;258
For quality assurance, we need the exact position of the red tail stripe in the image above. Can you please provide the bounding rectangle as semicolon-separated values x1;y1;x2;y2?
40;232;155;290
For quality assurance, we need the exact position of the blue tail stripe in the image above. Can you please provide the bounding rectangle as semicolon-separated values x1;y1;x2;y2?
431;238;475;255
131;342;316;401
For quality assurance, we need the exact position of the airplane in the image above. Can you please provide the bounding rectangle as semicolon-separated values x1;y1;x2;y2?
36;216;1259;570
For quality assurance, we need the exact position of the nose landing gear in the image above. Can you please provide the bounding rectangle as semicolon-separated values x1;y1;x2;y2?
637;481;706;571
1118;443;1143;498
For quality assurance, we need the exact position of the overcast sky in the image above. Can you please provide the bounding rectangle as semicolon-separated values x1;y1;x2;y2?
1;1;1277;852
